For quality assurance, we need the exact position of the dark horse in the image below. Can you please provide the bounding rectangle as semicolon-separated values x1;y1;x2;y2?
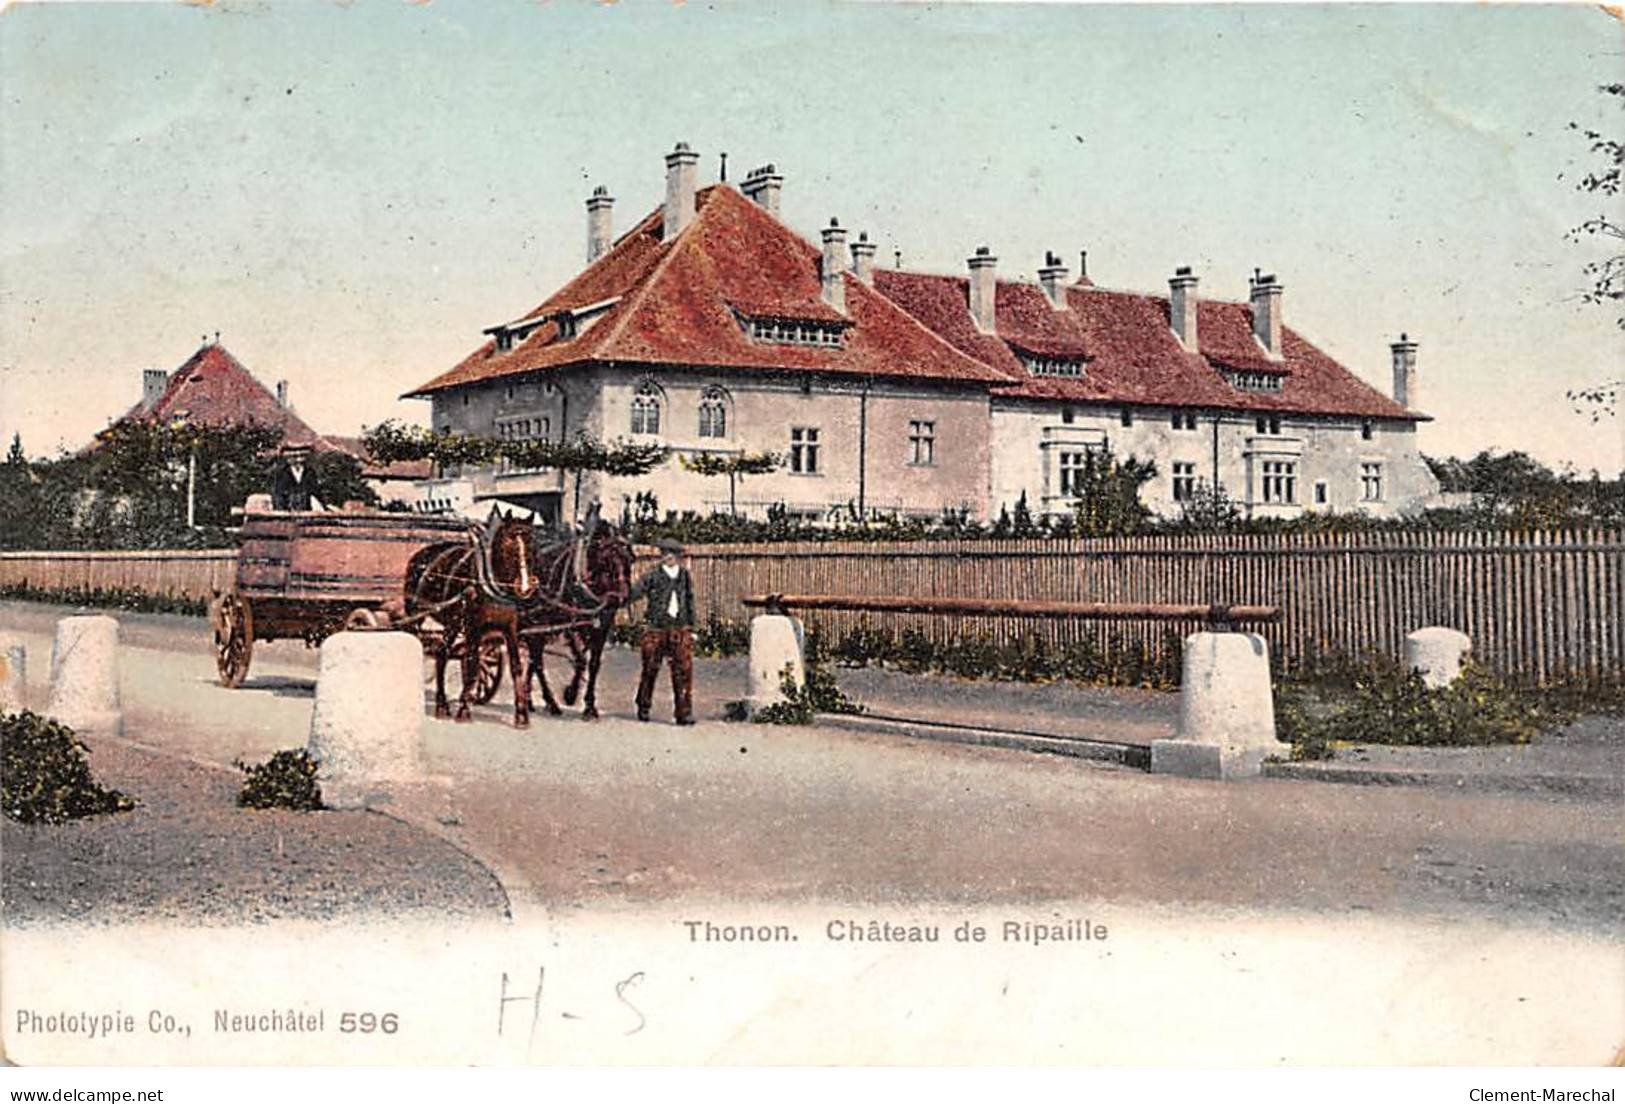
519;512;635;721
405;509;539;727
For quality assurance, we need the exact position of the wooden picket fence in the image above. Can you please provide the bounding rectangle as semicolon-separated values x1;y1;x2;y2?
679;529;1625;687
2;529;1621;685
0;549;236;603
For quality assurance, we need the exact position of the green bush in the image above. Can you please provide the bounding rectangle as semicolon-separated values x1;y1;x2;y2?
0;581;207;618
753;658;866;725
1;710;134;824
1282;656;1566;749
235;749;324;811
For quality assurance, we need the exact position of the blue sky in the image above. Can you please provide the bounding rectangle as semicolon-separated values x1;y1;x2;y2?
1;1;1620;473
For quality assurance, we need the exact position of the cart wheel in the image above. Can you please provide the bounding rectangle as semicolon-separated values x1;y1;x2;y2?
344;607;389;631
470;631;506;705
213;592;254;688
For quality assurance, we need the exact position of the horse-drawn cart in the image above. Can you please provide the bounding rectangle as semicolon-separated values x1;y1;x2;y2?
210;509;508;701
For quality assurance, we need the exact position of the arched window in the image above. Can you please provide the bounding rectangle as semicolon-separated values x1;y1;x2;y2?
630;381;662;436
698;386;729;438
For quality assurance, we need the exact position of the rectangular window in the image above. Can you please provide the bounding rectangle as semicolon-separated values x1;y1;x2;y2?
1262;460;1297;504
1255;414;1282;435
1120;409;1134;428
790;426;821;474
1361;462;1384;502
1172;461;1198;502
1061;408;1075;425
1171;411;1198;431
1361;420;1374;441
1058;451;1089;496
1314;481;1329;505
908;420;936;465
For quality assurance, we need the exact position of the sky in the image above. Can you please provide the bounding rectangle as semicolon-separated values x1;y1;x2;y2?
1;1;1621;474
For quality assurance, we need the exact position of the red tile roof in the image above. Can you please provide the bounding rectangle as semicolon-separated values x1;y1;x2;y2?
872;271;1425;421
405;185;1010;397
113;343;328;444
321;436;433;480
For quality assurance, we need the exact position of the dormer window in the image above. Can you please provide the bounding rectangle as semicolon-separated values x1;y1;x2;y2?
1224;370;1284;392
742;313;847;348
1020;353;1086;378
494;330;514;352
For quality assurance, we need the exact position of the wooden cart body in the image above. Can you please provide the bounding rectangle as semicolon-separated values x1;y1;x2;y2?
212;509;504;694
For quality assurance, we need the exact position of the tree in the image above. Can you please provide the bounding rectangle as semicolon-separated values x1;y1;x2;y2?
1173;480;1243;532
5;433;23;467
1563;82;1623;419
361;419;669;520
1069;449;1157;536
306;449;379;510
679;451;780;517
1424;449;1623;528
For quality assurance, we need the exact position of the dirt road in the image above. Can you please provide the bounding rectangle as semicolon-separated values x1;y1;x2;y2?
2;600;1619;934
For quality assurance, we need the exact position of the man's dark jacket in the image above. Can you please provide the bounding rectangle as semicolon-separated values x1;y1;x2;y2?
627;566;695;630
271;463;318;511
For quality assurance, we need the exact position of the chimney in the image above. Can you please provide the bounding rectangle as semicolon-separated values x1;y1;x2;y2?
821;218;849;312
1390;332;1418;409
1249;269;1283;357
142;369;168;410
1038;251;1069;310
586;185;615;263
275;380;288;408
741;163;783;216
663;142;699;240
967;246;998;333
1169;266;1199;352
850;231;877;284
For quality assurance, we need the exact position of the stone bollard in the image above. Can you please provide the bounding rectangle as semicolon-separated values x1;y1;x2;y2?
46;615;123;738
747;614;805;718
1151;631;1277;780
0;636;26;713
306;631;424;809
1405;627;1472;690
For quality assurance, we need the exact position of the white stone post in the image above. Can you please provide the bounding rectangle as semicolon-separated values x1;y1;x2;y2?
1151;631;1278;780
0;637;26;714
747;614;805;718
1404;627;1471;689
306;631;424;809
46;615;123;737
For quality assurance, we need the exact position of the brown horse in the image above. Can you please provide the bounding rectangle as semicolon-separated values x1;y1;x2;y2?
404;509;538;727
521;515;635;721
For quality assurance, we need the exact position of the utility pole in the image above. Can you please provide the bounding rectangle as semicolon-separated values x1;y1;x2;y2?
187;442;198;528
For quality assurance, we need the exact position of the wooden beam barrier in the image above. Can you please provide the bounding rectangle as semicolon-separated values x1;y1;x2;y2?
741;594;1281;625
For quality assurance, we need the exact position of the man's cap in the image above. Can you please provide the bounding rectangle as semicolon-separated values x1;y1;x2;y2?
279;443;313;455
657;539;685;555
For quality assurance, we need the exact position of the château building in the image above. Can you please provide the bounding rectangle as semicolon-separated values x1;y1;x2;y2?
405;144;1438;525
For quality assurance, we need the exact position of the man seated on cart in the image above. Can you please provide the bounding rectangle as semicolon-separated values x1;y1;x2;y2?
270;443;326;512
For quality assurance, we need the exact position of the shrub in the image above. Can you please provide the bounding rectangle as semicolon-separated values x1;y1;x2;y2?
1273;685;1335;760
753;659;866;725
0;581;207;618
235;749;324;811
1283;656;1564;749
1;710;134;824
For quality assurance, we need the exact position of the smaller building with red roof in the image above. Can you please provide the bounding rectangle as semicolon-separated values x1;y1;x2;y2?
111;339;428;503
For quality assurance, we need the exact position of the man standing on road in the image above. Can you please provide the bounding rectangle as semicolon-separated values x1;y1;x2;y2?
628;538;696;725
